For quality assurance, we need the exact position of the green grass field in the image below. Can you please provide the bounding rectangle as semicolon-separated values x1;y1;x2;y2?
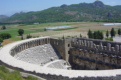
0;65;40;80
0;22;83;40
0;22;119;43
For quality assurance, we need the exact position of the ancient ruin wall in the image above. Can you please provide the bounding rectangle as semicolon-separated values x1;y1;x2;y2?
10;38;50;56
69;48;121;70
68;37;121;70
50;38;71;61
70;37;121;56
1;37;121;80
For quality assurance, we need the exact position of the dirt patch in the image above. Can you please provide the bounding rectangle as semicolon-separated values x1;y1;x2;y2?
2;39;16;46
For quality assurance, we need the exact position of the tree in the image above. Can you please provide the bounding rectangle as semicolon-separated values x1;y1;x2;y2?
21;35;23;40
44;28;47;31
110;28;116;38
0;38;3;43
118;29;121;35
18;29;24;36
1;25;6;30
26;34;32;39
100;32;104;40
80;34;82;38
106;30;109;38
87;29;93;38
93;31;98;39
62;35;65;39
93;30;103;40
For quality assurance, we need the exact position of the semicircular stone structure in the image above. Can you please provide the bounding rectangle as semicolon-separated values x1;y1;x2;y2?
0;37;121;80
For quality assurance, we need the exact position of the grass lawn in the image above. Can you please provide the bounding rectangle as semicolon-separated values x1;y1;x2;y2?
0;22;119;44
0;65;40;80
0;22;82;40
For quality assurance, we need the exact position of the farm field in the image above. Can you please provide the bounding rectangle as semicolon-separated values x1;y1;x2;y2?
0;22;121;45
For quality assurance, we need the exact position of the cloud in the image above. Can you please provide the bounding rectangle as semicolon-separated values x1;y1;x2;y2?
106;2;116;6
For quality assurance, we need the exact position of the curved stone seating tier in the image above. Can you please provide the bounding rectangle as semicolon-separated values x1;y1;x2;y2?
1;37;121;80
14;44;60;66
43;60;71;69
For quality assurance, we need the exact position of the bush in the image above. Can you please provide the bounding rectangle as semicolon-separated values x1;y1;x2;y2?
26;34;32;39
62;35;65;39
44;28;47;31
8;70;23;80
0;38;3;43
0;73;5;79
105;38;113;41
1;25;6;30
0;65;9;73
26;75;39;80
0;33;11;40
67;36;71;37
0;66;40;80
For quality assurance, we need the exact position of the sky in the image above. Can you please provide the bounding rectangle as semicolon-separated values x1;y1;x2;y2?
0;0;121;16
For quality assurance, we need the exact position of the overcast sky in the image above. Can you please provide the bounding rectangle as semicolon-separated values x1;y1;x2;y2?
0;0;121;16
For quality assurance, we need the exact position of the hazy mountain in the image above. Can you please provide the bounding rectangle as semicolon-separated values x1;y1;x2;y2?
0;1;121;23
0;15;8;21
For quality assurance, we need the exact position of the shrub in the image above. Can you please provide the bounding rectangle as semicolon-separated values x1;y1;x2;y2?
1;25;6;30
0;33;11;40
0;38;3;43
8;70;23;80
44;28;47;31
26;75;39;80
26;34;32;39
105;38;113;41
0;65;9;73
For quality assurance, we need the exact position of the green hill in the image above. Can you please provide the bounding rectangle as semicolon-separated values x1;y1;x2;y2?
1;1;121;23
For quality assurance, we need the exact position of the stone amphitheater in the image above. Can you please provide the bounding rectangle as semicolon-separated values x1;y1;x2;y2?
0;37;121;80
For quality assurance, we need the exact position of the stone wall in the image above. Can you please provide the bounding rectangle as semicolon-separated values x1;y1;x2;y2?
1;58;121;80
50;38;71;61
2;37;121;80
10;38;71;62
68;37;121;70
10;38;50;56
70;37;121;56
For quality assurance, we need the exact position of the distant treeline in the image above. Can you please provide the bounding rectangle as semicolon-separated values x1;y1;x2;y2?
1;20;121;25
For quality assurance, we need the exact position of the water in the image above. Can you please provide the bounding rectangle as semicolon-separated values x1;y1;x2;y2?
46;26;71;30
103;23;121;26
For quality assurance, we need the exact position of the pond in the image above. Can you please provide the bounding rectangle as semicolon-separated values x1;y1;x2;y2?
46;26;71;30
103;23;121;26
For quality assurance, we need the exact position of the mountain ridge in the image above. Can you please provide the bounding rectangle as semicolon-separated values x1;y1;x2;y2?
0;1;121;23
